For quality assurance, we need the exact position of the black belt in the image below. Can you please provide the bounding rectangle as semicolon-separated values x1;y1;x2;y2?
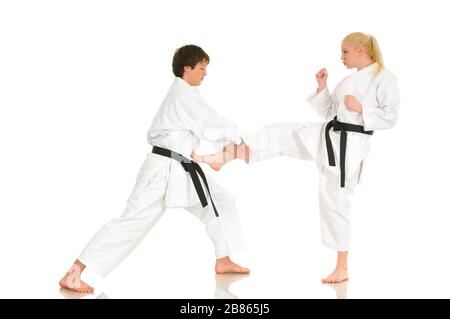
325;116;373;188
151;146;219;217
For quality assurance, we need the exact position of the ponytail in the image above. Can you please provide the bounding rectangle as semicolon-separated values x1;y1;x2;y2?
344;32;384;75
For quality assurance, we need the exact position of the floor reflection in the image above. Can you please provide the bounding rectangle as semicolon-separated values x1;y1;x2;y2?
323;280;349;299
59;276;346;299
59;287;93;299
96;292;109;299
59;274;250;299
59;287;108;299
214;273;249;299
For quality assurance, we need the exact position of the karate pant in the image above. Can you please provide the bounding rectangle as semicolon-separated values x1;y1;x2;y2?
78;153;245;277
243;123;364;251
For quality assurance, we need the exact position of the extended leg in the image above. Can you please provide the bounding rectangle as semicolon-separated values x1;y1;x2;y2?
59;155;168;292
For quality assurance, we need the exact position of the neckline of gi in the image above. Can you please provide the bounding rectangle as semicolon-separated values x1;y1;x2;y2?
174;77;197;90
357;62;378;73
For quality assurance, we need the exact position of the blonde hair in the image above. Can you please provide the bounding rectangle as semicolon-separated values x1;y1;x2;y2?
343;32;384;75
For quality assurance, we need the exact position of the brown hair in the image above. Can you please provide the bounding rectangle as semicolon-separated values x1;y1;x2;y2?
172;45;210;77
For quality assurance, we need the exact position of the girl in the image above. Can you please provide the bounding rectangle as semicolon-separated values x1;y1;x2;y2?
193;32;400;283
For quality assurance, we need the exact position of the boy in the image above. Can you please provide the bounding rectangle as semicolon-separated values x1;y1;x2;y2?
59;45;249;293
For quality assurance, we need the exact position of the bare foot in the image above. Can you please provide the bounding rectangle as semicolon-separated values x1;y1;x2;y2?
236;143;250;164
215;256;250;274
191;151;226;171
209;163;223;171
191;150;204;163
191;143;249;171
59;264;94;293
321;268;348;284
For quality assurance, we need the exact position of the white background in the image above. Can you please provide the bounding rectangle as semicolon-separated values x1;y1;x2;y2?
1;0;450;298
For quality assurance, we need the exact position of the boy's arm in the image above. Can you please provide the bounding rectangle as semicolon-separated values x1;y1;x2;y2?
197;107;242;145
186;96;243;148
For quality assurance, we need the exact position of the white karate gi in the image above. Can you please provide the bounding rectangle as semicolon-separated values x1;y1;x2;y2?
78;77;245;277
243;63;400;251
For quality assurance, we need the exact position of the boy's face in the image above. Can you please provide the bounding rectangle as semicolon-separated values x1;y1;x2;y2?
182;60;208;86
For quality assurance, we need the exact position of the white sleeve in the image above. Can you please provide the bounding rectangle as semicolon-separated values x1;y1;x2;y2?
187;94;242;148
361;73;400;131
197;107;243;145
306;87;334;120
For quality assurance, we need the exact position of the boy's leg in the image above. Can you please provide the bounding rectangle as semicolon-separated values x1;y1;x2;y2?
60;155;168;291
185;178;249;273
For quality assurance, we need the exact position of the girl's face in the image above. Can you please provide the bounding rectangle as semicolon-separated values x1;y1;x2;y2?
341;40;361;69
